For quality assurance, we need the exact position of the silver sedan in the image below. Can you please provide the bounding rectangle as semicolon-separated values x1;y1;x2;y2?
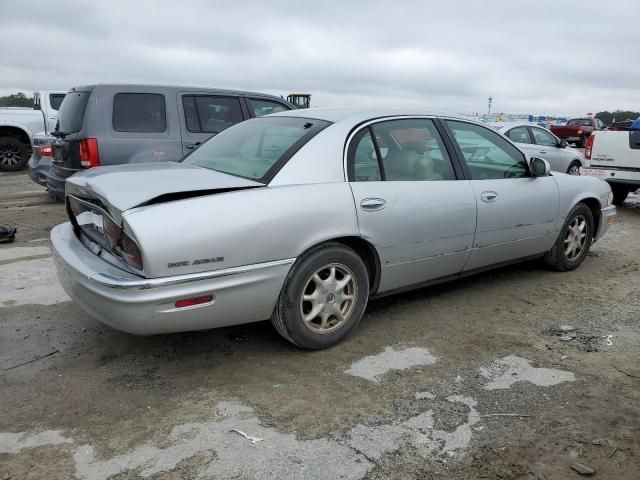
490;122;585;175
51;109;616;349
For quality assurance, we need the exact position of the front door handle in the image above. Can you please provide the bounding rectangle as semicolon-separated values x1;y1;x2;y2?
360;198;386;211
539;150;547;154
184;142;201;150
480;191;498;203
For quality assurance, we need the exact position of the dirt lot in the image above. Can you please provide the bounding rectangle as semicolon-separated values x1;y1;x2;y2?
1;170;639;480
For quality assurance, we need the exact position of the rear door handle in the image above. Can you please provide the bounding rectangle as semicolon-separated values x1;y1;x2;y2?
184;142;201;150
539;150;547;154
360;198;386;211
480;191;498;203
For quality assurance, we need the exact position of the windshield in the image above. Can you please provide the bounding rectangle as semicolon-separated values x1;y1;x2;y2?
183;116;330;182
567;119;592;127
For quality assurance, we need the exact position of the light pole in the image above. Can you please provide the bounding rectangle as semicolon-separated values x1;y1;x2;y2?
488;95;492;116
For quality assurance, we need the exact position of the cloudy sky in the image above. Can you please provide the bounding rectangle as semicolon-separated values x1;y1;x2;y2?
2;0;638;115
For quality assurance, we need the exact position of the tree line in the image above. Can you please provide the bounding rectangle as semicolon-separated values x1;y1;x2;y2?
0;92;34;108
595;110;640;124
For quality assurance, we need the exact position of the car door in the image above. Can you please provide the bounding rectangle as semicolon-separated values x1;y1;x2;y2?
177;93;248;154
529;126;569;172
347;118;477;292
444;119;559;271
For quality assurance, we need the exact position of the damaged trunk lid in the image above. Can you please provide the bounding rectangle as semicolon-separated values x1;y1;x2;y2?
65;162;264;221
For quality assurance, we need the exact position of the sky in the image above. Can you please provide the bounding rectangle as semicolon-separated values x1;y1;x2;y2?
2;0;638;116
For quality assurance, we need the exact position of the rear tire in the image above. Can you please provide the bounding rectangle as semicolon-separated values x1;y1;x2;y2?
543;203;593;272
610;183;629;206
567;160;581;175
271;243;369;349
0;137;29;171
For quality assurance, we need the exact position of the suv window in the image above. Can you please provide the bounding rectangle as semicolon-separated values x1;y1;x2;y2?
446;120;529;180
182;96;243;133
349;119;455;182
49;94;65;111
113;93;166;133
250;98;288;117
531;127;557;147
506;126;532;144
57;91;91;134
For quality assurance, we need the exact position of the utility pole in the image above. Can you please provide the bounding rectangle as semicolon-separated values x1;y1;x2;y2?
488;95;493;116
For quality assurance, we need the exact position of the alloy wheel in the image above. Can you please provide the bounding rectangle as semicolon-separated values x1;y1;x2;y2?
0;144;22;168
299;263;357;334
564;215;588;261
568;164;581;175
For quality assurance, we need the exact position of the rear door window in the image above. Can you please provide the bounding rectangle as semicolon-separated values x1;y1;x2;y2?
57;91;91;134
249;98;289;117
182;96;243;133
113;93;166;133
506;126;532;144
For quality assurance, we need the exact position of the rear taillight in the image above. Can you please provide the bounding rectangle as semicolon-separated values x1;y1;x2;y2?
37;144;53;156
79;138;100;168
585;134;595;160
119;232;143;270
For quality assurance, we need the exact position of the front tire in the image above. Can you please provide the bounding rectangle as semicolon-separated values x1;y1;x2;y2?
543;203;593;271
0;137;29;171
567;160;581;175
271;243;369;349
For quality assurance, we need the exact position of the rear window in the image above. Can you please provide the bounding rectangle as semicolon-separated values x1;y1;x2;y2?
49;94;65;111
113;93;166;133
182;116;330;182
57;91;91;134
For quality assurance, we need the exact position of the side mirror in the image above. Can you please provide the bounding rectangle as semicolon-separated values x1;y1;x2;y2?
559;140;568;148
530;157;551;177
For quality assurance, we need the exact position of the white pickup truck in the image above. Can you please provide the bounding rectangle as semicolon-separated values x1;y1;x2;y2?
581;129;640;205
0;91;65;171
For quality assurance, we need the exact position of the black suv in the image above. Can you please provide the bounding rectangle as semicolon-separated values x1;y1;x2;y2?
46;84;295;200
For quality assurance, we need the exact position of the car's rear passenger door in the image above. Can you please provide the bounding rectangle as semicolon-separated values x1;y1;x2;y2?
443;119;559;271
177;93;249;154
347;117;477;292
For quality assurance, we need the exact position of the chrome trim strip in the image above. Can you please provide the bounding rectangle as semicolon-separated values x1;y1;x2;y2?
88;258;296;290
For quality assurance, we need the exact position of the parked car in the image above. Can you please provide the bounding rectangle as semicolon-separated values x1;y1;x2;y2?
491;122;585;174
581;130;640;205
26;134;55;185
0;91;65;171
550;118;606;147
46;84;295;200
50;108;616;349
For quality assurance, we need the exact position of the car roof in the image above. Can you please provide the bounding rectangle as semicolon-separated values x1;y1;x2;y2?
488;121;548;131
67;84;290;100
269;107;475;124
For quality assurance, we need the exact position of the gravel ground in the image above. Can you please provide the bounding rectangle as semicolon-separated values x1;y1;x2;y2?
1;170;639;479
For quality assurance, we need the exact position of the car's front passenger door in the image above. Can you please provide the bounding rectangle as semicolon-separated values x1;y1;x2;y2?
444;120;560;271
348;118;477;292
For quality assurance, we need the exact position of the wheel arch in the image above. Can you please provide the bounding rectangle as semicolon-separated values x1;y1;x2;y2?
0;125;32;147
576;197;602;239
299;236;382;295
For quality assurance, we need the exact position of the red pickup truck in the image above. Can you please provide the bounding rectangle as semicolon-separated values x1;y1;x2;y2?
550;118;606;147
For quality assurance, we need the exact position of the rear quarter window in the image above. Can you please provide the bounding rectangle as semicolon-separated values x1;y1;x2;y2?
113;93;166;133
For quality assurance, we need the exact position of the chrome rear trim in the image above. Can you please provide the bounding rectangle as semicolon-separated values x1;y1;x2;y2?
88;258;296;290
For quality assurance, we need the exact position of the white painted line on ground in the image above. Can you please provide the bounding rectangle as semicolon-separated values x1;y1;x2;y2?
0;246;51;262
0;257;69;307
